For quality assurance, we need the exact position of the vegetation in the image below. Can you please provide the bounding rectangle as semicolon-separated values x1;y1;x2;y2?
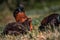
0;0;60;40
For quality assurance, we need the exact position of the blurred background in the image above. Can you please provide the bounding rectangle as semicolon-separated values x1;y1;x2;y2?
0;0;60;40
0;0;60;32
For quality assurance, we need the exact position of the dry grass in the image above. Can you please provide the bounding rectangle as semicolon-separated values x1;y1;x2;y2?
0;11;60;40
0;27;60;40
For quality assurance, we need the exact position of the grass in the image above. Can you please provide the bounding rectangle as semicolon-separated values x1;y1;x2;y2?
0;4;60;40
0;13;60;40
0;27;60;40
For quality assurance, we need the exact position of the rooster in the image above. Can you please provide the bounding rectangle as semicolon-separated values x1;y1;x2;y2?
13;4;32;31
